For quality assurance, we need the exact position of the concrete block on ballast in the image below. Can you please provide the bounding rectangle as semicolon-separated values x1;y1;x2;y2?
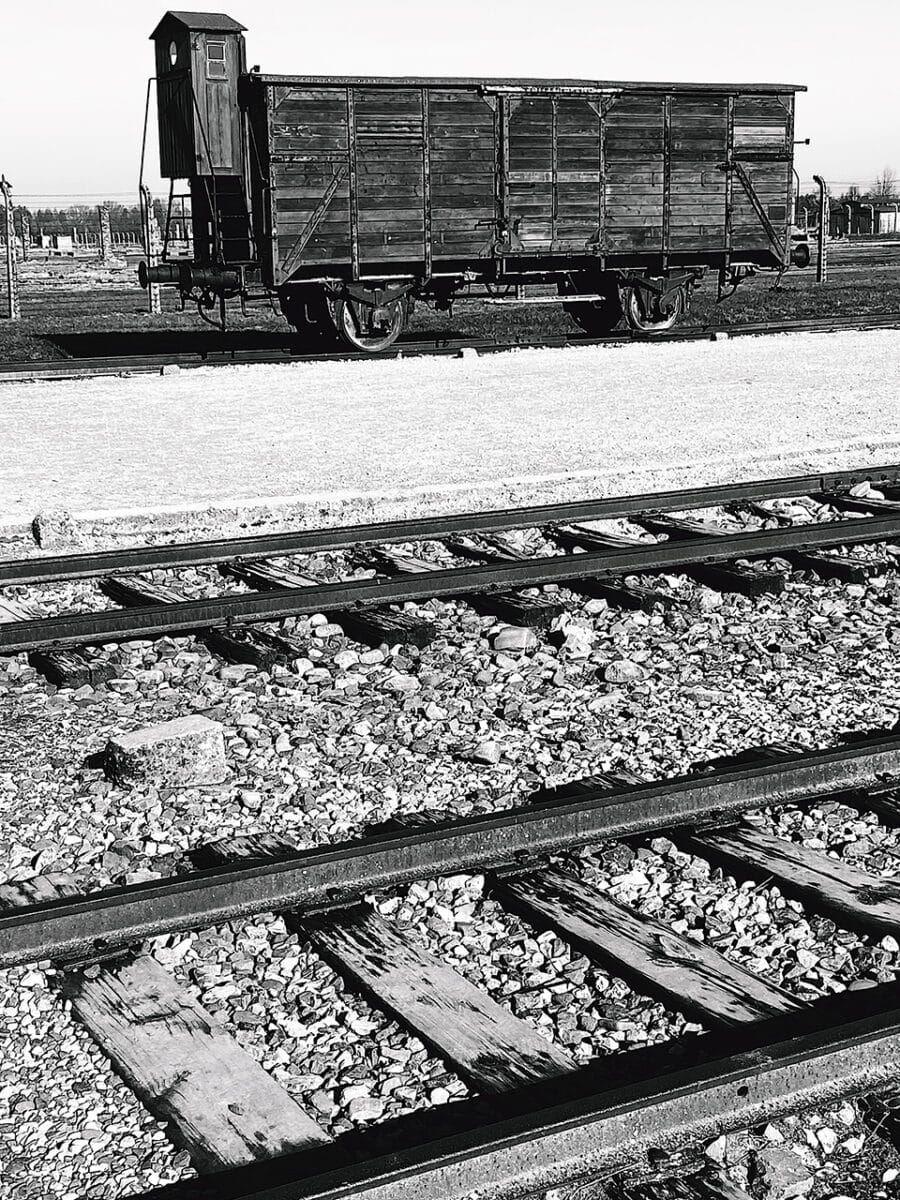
106;715;227;787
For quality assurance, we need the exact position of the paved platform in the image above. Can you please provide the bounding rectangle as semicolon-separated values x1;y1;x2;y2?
2;329;900;555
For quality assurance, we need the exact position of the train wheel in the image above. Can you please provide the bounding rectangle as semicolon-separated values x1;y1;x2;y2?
558;281;623;335
624;284;684;335
335;296;405;353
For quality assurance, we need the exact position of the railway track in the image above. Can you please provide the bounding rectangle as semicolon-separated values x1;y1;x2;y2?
3;310;900;383
4;462;900;1197
1;461;900;676
4;735;900;1199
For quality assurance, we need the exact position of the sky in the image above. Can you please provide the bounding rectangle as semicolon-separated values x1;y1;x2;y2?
1;0;897;205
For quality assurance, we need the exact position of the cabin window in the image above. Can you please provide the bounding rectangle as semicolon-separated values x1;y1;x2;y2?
206;40;227;79
168;40;179;68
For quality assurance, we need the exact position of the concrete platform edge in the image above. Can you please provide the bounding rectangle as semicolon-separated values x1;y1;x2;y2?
1;439;898;560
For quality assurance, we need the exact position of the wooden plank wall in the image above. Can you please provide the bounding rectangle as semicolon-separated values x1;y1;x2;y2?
507;96;554;248
730;95;793;251
555;98;602;250
669;97;728;253
506;97;601;252
191;34;243;172
430;91;496;257
262;82;795;281
355;88;425;263
270;86;352;269
155;71;195;179
603;95;665;253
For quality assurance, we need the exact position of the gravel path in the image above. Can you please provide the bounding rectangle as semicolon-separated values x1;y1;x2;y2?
2;329;900;550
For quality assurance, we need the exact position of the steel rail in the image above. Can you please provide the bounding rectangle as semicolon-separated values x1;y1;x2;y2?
2;311;900;385
1;736;898;970
2;512;900;653
2;461;899;588
134;1001;900;1200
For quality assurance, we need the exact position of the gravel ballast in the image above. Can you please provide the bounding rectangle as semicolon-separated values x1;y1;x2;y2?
3;545;900;1196
2;329;900;550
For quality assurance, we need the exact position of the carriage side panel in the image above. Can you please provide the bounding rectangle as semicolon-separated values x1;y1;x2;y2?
729;93;794;262
266;85;352;278
667;95;728;254
554;97;602;251
354;87;426;265
253;77;800;284
429;90;497;259
603;95;665;254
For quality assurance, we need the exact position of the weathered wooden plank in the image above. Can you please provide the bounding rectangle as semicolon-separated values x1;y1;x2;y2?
426;133;494;146
605;136;667;151
605;218;665;231
496;866;800;1027
634;514;786;595
605;167;665;183
273;102;348;121
544;525;677;610
431;217;492;232
639;513;857;584
607;204;671;218
429;147;496;163
356;215;427;231
668;214;727;228
356;239;425;257
0;878;330;1172
272;122;349;138
27;649;115;689
433;234;491;250
0;595;36;623
275;93;347;111
276;188;352;204
193;838;574;1093
607;1172;755;1199
355;155;427;170
100;576;301;669
431;191;495;206
220;561;435;649
367;548;563;628
279;240;350;260
353;88;423;109
276;206;351;227
691;822;900;937
306;905;576;1091
273;136;351;154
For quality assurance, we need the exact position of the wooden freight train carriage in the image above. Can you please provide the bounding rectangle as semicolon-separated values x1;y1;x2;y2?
146;11;808;349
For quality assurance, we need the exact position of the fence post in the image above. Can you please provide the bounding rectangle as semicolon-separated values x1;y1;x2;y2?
0;176;20;320
19;209;30;261
813;174;828;284
98;203;113;263
140;184;162;314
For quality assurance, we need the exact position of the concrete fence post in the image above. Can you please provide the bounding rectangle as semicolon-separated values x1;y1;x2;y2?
813;175;828;284
19;209;30;260
0;176;20;320
140;184;162;314
98;203;113;263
